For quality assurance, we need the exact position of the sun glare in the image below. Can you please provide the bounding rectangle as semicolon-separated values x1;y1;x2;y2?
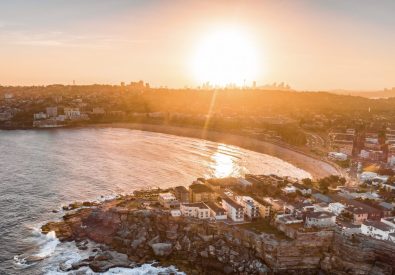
192;27;261;87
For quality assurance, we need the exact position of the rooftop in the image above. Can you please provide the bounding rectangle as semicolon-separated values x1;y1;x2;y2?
363;220;394;231
306;211;335;219
181;202;209;209
205;202;226;213
189;183;214;193
222;197;244;210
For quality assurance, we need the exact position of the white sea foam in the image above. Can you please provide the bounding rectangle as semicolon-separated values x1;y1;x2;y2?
33;231;60;259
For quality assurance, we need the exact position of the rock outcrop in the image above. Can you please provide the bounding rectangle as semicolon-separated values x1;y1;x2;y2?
42;198;395;274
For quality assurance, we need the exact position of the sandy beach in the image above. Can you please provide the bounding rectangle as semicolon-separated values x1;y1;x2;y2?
88;123;340;179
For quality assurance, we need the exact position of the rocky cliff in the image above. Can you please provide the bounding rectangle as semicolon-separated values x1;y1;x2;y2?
42;199;395;274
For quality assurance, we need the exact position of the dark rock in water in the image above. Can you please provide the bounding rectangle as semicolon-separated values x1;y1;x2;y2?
86;251;132;273
52;209;59;213
76;240;89;250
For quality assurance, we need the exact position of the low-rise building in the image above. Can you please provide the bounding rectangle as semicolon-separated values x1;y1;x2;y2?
305;211;336;228
174;186;189;203
275;214;303;225
361;220;395;242
328;202;345;215
64;107;81;119
235;196;260;219
222;197;244;222
158;193;179;209
282;184;296;194
33;112;47;120
328;152;348;161
263;197;285;212
205;202;227;220
293;183;312;195
180;202;210;219
189;183;216;203
254;199;271;218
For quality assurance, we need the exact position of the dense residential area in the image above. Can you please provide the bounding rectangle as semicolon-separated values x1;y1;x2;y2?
129;173;395;244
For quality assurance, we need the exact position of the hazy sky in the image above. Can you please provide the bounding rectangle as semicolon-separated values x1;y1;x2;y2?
0;0;394;90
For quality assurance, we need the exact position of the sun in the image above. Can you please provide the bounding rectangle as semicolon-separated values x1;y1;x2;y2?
191;27;261;87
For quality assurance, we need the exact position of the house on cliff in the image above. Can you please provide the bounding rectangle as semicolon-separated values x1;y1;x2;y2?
361;220;395;242
222;197;244;222
305;211;336;228
158;193;179;209
205;202;227;220
180;202;210;219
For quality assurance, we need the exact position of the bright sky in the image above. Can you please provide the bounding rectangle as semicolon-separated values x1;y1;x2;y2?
0;0;394;90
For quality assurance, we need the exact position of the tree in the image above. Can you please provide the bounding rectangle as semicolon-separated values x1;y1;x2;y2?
302;178;313;186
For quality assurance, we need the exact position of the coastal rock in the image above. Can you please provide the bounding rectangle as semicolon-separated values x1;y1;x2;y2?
151;243;172;257
88;251;131;273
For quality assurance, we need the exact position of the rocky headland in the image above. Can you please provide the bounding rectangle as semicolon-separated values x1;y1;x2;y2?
42;196;395;274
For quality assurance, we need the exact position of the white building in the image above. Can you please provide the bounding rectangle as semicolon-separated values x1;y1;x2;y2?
305;211;336;228
64;107;81;119
328;202;345;215
158;193;179;209
180;202;210;219
205;202;227;220
358;171;378;182
33;112;47;120
222;197;244;222
282;184;296;194
328;152;348;161
235;196;260;219
361;220;395;242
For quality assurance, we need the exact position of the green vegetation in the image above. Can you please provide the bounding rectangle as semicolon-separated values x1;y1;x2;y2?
318;175;346;193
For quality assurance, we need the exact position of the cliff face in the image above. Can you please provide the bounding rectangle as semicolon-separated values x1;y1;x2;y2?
321;233;395;275
42;204;395;274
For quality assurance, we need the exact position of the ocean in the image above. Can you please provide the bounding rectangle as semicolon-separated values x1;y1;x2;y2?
0;128;310;274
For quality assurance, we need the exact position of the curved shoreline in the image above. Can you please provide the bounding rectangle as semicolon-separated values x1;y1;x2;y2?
85;123;340;179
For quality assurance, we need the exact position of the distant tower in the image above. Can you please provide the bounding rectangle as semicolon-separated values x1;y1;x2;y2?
73;80;76;86
253;81;256;89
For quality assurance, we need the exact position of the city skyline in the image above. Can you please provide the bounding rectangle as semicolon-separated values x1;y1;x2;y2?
0;0;394;90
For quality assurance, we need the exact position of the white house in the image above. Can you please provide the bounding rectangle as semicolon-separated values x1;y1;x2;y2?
222;197;244;222
282;184;296;194
358;171;378;182
361;220;395;242
305;211;336;228
205;202;227;220
180;202;210;219
64;107;81;119
158;193;179;209
293;183;312;195
328;152;348;161
328;202;345;215
235;196;260;219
